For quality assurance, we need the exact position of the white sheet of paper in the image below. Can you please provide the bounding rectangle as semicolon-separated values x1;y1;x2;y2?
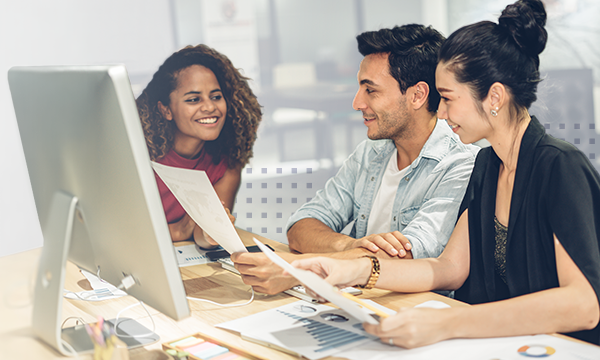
217;300;377;360
63;269;127;301
414;300;451;309
220;295;549;360
253;238;378;325
337;334;600;360
152;162;246;254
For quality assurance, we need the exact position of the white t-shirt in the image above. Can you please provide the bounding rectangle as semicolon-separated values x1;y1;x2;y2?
366;151;409;235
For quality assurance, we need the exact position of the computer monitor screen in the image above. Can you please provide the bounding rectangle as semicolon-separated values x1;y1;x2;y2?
8;65;190;354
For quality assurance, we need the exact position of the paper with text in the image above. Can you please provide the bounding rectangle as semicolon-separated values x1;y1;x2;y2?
152;162;246;254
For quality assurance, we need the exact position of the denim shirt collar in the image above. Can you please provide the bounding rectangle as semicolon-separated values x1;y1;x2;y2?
420;119;454;161
369;119;453;169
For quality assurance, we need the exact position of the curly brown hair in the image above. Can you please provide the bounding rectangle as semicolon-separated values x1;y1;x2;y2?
136;44;262;168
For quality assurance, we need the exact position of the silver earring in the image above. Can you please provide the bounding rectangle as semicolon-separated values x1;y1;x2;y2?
491;107;498;117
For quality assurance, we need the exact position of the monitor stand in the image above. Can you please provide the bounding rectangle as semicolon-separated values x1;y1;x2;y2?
32;191;159;356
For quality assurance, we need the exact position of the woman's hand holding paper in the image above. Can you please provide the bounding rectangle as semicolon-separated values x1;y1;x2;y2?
291;257;372;292
363;307;455;349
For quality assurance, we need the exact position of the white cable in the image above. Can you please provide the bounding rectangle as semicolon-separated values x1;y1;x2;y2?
113;300;157;339
96;266;109;284
59;317;87;358
186;286;255;307
60;338;81;359
66;268;254;341
63;289;107;301
60;316;88;328
118;275;136;290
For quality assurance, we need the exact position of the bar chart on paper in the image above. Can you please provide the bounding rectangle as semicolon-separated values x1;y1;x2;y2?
277;309;369;354
217;301;377;360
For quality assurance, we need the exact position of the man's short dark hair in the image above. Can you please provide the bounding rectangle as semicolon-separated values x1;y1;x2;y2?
357;24;445;113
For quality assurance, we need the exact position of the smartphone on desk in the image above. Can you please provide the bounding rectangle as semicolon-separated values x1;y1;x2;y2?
204;244;274;261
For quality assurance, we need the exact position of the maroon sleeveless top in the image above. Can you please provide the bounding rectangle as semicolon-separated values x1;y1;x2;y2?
155;148;228;223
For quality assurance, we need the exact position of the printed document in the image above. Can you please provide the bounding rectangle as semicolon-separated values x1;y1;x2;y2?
152;162;246;254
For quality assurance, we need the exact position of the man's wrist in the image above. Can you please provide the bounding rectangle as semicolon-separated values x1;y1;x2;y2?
278;251;302;262
328;247;372;260
330;236;348;252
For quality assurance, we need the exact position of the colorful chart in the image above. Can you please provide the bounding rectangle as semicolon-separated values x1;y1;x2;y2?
518;344;556;357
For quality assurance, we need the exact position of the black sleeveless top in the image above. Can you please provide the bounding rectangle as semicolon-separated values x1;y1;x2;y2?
456;117;600;345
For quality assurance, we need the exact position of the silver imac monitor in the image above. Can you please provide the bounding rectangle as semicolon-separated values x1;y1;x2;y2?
8;65;190;355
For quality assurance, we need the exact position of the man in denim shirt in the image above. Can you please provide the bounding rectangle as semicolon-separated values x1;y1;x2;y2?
232;25;478;294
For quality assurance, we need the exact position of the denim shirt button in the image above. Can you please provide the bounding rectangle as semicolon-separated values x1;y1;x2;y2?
405;176;410;181
371;177;375;181
393;216;397;221
361;214;366;219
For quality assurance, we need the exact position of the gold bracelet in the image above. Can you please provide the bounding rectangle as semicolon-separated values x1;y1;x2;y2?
357;256;380;289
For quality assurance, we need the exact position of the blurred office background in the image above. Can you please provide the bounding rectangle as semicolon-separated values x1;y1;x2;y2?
1;0;599;255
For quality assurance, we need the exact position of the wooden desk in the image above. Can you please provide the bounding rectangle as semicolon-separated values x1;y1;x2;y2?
0;229;465;359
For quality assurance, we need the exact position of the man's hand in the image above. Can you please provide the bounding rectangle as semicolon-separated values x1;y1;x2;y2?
346;231;413;258
231;252;301;294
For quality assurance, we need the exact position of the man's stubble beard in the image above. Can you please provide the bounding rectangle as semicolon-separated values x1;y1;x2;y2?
367;99;412;141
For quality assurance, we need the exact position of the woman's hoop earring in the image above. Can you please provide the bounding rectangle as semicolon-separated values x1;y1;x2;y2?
491;107;498;117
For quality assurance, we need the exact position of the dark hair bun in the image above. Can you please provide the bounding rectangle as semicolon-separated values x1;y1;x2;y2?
498;0;547;57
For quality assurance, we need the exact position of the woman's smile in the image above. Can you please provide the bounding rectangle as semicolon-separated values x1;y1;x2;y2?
446;120;460;133
195;116;219;124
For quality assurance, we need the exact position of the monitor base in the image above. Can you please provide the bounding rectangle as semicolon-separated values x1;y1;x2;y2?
31;192;160;356
61;317;160;355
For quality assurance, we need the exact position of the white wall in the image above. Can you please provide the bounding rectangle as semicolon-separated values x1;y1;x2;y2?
0;0;176;257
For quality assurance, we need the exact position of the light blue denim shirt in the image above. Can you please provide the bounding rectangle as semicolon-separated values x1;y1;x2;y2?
286;119;479;259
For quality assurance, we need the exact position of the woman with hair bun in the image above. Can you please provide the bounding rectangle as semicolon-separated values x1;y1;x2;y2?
137;44;261;248
292;0;600;347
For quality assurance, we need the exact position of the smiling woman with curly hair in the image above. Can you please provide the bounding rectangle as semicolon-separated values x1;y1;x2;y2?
136;44;261;247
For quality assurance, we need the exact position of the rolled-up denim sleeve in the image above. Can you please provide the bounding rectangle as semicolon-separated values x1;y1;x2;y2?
286;143;366;233
402;152;476;259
